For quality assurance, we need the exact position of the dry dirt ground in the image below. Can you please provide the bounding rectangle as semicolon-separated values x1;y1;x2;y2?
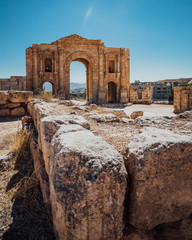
0;118;21;155
0;117;55;240
0;102;191;239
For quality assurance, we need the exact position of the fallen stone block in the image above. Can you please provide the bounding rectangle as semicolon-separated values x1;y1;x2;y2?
11;107;26;116
174;110;192;119
0;108;10;116
39;115;127;240
0;104;8;110
59;100;74;106
0;91;9;104
123;127;192;231
113;110;129;118
9;91;33;103
88;113;120;122
7;103;21;108
130;111;143;119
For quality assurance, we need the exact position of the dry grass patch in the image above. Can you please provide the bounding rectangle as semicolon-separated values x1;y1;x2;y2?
0;127;55;239
34;91;53;102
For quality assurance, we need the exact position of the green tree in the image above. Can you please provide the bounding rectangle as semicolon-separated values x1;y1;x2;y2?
168;89;174;104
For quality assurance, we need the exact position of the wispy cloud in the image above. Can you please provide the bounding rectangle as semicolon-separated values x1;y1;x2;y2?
84;7;93;24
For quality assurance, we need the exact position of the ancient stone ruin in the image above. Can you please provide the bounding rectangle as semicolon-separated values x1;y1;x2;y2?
174;86;192;113
0;34;154;105
28;100;127;240
0;76;26;91
18;98;192;240
130;82;152;104
0;91;32;117
26;34;130;104
1;35;192;240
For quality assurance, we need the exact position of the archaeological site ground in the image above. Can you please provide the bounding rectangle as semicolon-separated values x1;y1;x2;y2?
0;35;192;240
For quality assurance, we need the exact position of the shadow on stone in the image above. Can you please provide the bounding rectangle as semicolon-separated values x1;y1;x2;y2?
2;129;55;240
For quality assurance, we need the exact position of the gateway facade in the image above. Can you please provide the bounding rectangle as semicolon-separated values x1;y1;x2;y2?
26;34;130;104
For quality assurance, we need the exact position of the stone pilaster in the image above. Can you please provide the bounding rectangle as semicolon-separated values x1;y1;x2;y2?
26;48;33;91
32;47;38;91
64;68;70;99
58;47;65;97
98;47;105;104
120;48;128;103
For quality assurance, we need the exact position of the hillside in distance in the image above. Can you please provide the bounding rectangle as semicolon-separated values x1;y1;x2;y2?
43;82;86;92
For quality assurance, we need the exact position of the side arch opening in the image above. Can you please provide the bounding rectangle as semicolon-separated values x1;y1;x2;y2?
107;82;117;103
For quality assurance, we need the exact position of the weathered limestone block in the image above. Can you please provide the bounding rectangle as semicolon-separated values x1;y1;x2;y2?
11;107;25;116
22;116;33;129
50;98;60;104
39;115;127;240
174;110;192;119
7;103;21;108
72;105;89;111
113;110;129;118
123;127;192;230
59;100;74;106
130;111;143;119
89;103;97;109
0;108;10;116
88;113;120;122
9;91;33;103
0;91;9;104
27;101;53;129
0;104;7;110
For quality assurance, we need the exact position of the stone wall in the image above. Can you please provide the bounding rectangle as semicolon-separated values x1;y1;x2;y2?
130;83;152;104
0;76;26;91
28;100;127;240
174;86;192;113
0;91;32;117
25;100;192;240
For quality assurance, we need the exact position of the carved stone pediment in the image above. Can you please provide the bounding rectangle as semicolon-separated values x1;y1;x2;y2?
57;34;87;42
52;34;103;45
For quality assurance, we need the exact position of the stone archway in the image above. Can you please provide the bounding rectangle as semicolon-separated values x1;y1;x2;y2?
26;34;131;104
107;82;117;103
40;80;55;95
64;51;97;101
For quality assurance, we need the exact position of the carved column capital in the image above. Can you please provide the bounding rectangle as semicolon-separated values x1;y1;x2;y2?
98;47;104;54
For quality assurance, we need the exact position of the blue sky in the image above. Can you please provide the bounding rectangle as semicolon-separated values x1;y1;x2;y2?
0;0;191;83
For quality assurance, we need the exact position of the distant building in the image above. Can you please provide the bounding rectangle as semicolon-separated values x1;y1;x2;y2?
131;78;192;102
151;83;172;101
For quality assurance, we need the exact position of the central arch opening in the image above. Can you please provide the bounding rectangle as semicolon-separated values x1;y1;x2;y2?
70;59;88;100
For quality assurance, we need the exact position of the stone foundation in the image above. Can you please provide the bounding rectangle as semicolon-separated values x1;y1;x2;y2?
28;100;127;240
24;100;192;240
0;91;32;117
